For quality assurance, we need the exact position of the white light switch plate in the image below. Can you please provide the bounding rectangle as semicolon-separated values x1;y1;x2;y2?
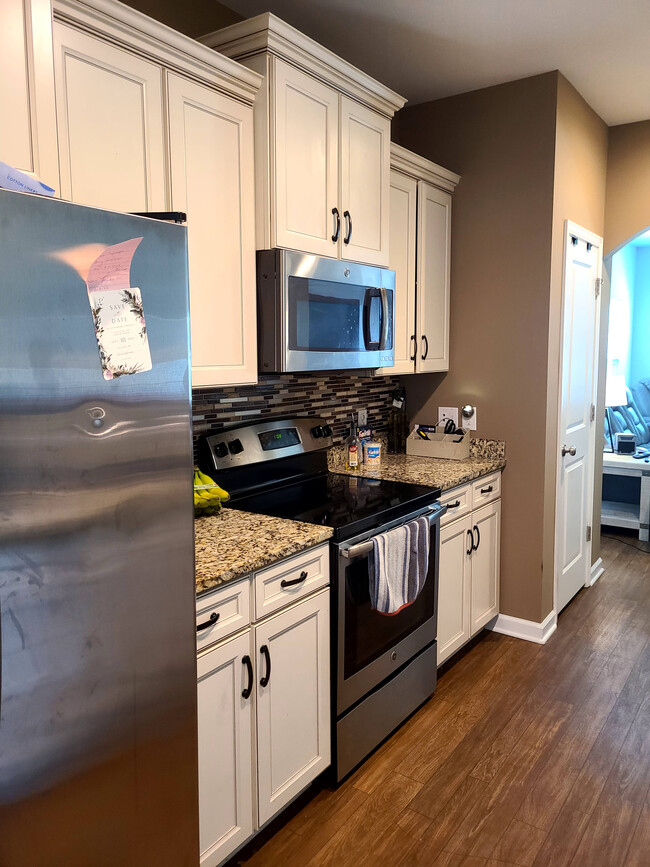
438;406;459;427
357;408;368;427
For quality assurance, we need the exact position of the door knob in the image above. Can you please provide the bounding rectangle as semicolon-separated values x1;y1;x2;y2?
561;445;576;457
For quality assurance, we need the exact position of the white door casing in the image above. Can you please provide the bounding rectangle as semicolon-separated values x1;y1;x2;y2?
167;72;257;386
273;60;339;258
197;630;254;867
555;221;602;613
387;169;418;374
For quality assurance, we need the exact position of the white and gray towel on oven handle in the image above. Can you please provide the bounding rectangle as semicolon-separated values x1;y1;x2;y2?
369;515;430;615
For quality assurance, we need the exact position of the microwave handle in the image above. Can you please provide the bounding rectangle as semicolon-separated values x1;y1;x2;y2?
363;286;387;351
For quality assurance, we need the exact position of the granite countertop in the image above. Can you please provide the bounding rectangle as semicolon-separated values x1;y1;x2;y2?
195;509;333;595
328;437;506;492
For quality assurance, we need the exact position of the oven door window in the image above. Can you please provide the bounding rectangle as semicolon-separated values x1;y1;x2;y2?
288;277;393;353
343;546;436;679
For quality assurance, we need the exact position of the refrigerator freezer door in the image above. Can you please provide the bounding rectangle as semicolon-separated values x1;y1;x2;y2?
0;190;198;866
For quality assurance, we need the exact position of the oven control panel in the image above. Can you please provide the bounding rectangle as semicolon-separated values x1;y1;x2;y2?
199;416;334;471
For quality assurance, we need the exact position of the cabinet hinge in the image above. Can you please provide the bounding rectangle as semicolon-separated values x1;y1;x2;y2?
590;404;596;422
595;277;603;297
586;525;592;542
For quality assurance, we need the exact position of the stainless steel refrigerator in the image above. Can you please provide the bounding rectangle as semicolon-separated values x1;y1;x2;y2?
0;190;199;866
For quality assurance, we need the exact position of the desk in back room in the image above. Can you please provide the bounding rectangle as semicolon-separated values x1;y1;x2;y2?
601;452;650;541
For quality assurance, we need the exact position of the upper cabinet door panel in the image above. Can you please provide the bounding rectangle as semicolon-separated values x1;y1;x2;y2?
1;0;35;173
417;182;451;373
53;22;166;212
340;96;390;267
273;60;339;258
387;169;418;375
167;73;257;387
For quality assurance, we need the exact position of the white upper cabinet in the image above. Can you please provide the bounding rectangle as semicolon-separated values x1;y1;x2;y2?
47;0;261;387
53;21;166;212
389;169;418;374
340;96;390;266
201;13;405;268
383;143;460;376
167;73;257;386
1;0;58;187
417;182;452;373
273;62;339;257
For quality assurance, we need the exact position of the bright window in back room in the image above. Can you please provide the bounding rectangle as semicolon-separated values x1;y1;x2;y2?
605;227;650;445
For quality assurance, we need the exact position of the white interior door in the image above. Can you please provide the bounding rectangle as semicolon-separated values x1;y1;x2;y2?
386;169;418;374
255;589;330;828
416;183;452;372
197;631;253;867
556;222;601;613
53;22;165;212
340;96;390;267
273;60;339;258
167;73;257;387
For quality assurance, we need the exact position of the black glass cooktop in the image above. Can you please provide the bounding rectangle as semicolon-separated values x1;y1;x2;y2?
226;472;441;542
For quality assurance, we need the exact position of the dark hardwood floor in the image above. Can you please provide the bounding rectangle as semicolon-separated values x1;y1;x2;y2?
235;534;650;866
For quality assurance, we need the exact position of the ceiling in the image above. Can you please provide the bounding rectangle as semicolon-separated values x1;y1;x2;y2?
219;0;650;126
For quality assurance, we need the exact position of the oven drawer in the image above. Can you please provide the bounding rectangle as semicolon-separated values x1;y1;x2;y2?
471;472;501;509
196;577;251;651
254;543;329;620
439;484;471;527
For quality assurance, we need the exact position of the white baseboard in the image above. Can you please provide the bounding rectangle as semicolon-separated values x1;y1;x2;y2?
487;609;557;644
588;557;604;587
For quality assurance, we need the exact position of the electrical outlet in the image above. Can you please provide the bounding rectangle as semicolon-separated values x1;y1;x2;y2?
357;408;368;427
462;405;477;431
438;406;459;428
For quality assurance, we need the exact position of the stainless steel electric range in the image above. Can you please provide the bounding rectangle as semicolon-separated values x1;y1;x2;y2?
199;416;445;781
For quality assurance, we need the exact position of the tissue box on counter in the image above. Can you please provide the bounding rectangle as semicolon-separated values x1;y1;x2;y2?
406;426;470;460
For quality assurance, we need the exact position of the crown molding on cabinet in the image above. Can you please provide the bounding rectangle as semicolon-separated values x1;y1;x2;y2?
200;12;406;118
390;143;460;193
52;0;262;104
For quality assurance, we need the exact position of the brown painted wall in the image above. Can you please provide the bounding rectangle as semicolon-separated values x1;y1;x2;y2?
544;75;607;604
604;121;650;255
120;0;243;37
393;73;558;623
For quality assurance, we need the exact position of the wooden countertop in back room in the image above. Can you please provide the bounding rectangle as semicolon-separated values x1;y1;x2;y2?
328;437;506;491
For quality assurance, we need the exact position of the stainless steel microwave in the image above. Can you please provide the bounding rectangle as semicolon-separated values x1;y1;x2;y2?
257;249;395;373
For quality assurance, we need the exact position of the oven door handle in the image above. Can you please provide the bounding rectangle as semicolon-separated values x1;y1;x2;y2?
340;504;447;559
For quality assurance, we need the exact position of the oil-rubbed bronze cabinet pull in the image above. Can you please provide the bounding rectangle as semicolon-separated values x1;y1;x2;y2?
196;611;219;632
480;485;493;494
281;570;308;589
260;645;271;688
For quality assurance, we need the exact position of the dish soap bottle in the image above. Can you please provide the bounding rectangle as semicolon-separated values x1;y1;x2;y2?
387;385;408;453
345;414;360;471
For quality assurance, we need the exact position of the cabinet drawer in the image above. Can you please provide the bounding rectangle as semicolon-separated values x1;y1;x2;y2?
471;472;501;509
439;483;472;527
196;578;251;651
254;544;329;620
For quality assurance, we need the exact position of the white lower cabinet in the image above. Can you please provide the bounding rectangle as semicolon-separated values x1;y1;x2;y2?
198;631;254;867
470;501;501;635
197;546;330;866
437;480;501;665
255;589;330;826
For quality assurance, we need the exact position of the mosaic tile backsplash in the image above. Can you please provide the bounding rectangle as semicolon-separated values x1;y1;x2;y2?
192;373;400;457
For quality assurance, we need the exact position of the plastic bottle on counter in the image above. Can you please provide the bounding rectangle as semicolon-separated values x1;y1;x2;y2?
363;438;382;467
345;417;360;471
